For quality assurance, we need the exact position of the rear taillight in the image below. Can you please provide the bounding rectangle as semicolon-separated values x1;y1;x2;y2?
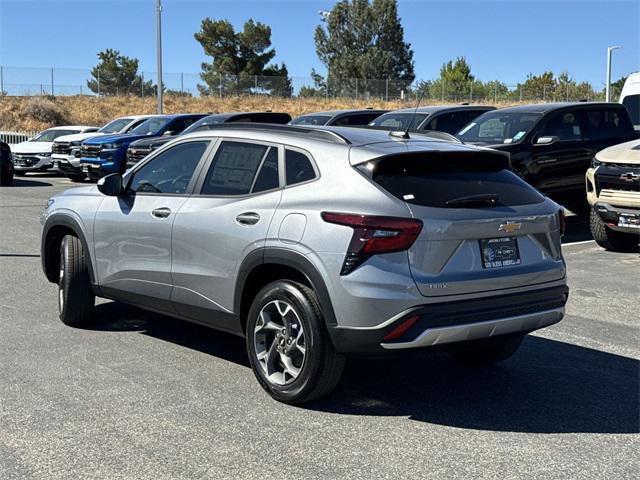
558;209;566;237
321;212;423;275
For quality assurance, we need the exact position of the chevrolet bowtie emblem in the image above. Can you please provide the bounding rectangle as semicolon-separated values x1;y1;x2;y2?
498;222;522;234
620;172;640;182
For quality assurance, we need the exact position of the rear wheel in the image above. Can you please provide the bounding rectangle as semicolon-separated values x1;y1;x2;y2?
447;334;524;367
246;280;345;404
590;207;639;252
58;235;95;326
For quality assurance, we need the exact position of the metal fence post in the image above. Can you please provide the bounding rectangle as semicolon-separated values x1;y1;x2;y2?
441;81;444;101
543;84;546;101
0;66;3;94
355;78;358;100
470;82;473;102
566;83;569;101
255;75;258;92
98;70;101;97
51;68;54;96
494;83;497;103
141;72;144;98
181;72;184;93
80;85;83;96
385;78;389;101
219;74;222;98
519;85;523;102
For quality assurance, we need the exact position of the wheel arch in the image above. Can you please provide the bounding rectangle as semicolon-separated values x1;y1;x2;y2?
41;215;97;288
234;248;337;336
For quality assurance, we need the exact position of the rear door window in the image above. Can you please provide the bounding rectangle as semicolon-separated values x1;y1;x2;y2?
585;108;634;140
201;141;273;195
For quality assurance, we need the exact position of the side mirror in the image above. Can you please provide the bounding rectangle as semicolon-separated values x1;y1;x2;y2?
163;130;175;136
97;173;123;196
535;136;559;146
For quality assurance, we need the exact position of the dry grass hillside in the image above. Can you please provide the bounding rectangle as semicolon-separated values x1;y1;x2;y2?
0;95;412;131
0;95;522;132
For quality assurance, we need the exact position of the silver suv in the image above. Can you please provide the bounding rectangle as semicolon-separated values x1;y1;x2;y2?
41;124;568;404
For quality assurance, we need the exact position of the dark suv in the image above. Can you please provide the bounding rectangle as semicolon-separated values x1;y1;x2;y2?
368;105;495;135
126;111;291;167
457;103;638;204
289;109;387;126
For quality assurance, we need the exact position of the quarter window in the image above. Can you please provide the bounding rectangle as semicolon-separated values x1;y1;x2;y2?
285;149;316;185
201;141;276;195
128;141;209;194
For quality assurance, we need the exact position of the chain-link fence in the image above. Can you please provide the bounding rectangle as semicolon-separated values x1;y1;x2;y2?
0;66;606;103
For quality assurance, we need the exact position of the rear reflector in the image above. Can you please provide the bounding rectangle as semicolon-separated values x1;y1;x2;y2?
321;212;423;274
383;315;419;341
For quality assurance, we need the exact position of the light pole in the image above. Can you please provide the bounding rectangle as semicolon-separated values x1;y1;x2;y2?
605;45;621;102
156;0;163;113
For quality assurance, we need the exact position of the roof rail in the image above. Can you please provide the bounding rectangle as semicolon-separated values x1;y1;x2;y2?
201;123;351;144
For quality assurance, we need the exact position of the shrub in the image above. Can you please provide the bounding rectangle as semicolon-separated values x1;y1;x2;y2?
24;97;69;125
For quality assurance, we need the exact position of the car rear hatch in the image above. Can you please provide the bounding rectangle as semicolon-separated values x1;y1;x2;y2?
358;148;565;297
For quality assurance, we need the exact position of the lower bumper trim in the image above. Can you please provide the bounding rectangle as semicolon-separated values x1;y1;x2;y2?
381;307;564;350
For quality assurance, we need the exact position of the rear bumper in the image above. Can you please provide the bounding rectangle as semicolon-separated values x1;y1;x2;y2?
328;284;568;354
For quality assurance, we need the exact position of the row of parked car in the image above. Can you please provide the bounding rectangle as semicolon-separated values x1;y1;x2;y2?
2;91;639;252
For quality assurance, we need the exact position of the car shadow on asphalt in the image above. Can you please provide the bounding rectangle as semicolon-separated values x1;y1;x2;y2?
87;301;638;434
562;213;592;243
8;178;53;187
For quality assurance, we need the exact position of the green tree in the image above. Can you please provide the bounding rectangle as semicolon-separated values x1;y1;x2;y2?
428;57;476;101
194;18;292;97
518;71;557;101
313;0;415;98
610;75;628;102
87;49;154;96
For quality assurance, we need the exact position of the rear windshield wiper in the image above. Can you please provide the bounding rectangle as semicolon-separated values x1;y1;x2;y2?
445;194;499;207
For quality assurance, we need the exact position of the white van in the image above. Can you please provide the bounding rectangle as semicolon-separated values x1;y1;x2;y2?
620;72;640;130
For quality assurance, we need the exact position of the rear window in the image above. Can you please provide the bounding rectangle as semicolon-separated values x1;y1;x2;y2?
365;154;544;208
621;95;639;126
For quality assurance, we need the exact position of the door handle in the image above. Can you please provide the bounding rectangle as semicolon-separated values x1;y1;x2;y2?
236;212;260;225
151;207;171;219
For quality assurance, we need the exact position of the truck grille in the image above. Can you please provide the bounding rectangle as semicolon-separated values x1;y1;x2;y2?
126;147;151;166
80;145;102;158
596;166;640;194
52;142;71;155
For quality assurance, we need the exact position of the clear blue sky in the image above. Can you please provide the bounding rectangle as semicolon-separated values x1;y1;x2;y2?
0;0;638;91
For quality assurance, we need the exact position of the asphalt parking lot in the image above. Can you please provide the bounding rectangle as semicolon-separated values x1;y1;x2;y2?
1;174;638;480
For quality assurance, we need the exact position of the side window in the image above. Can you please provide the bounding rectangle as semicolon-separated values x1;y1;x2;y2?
538;111;582;141
252;148;280;193
166;117;196;134
128;141;209;194
586;108;632;140
285;149;316;185
125;119;147;132
201;141;270;195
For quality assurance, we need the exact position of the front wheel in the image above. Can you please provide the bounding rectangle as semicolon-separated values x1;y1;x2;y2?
590;207;639;252
447;334;524;367
246;280;345;404
58;235;95;326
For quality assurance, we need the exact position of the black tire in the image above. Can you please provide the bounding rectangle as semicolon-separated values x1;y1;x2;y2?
590;207;639;253
246;280;345;404
67;174;86;183
0;172;13;186
14;171;26;177
58;235;95;327
447;334;524;367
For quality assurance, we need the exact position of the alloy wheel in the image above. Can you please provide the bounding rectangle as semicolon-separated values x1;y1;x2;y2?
253;299;306;386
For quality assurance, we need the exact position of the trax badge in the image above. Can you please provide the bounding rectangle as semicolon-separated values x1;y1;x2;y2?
620;172;640;182
498;222;522;234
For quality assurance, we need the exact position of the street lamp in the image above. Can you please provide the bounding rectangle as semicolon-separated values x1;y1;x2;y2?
605;45;622;102
156;0;163;113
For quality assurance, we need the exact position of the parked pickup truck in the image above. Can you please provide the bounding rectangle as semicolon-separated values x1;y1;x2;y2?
456;102;638;210
53;115;159;181
125;111;291;168
79;114;206;181
586;139;640;251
